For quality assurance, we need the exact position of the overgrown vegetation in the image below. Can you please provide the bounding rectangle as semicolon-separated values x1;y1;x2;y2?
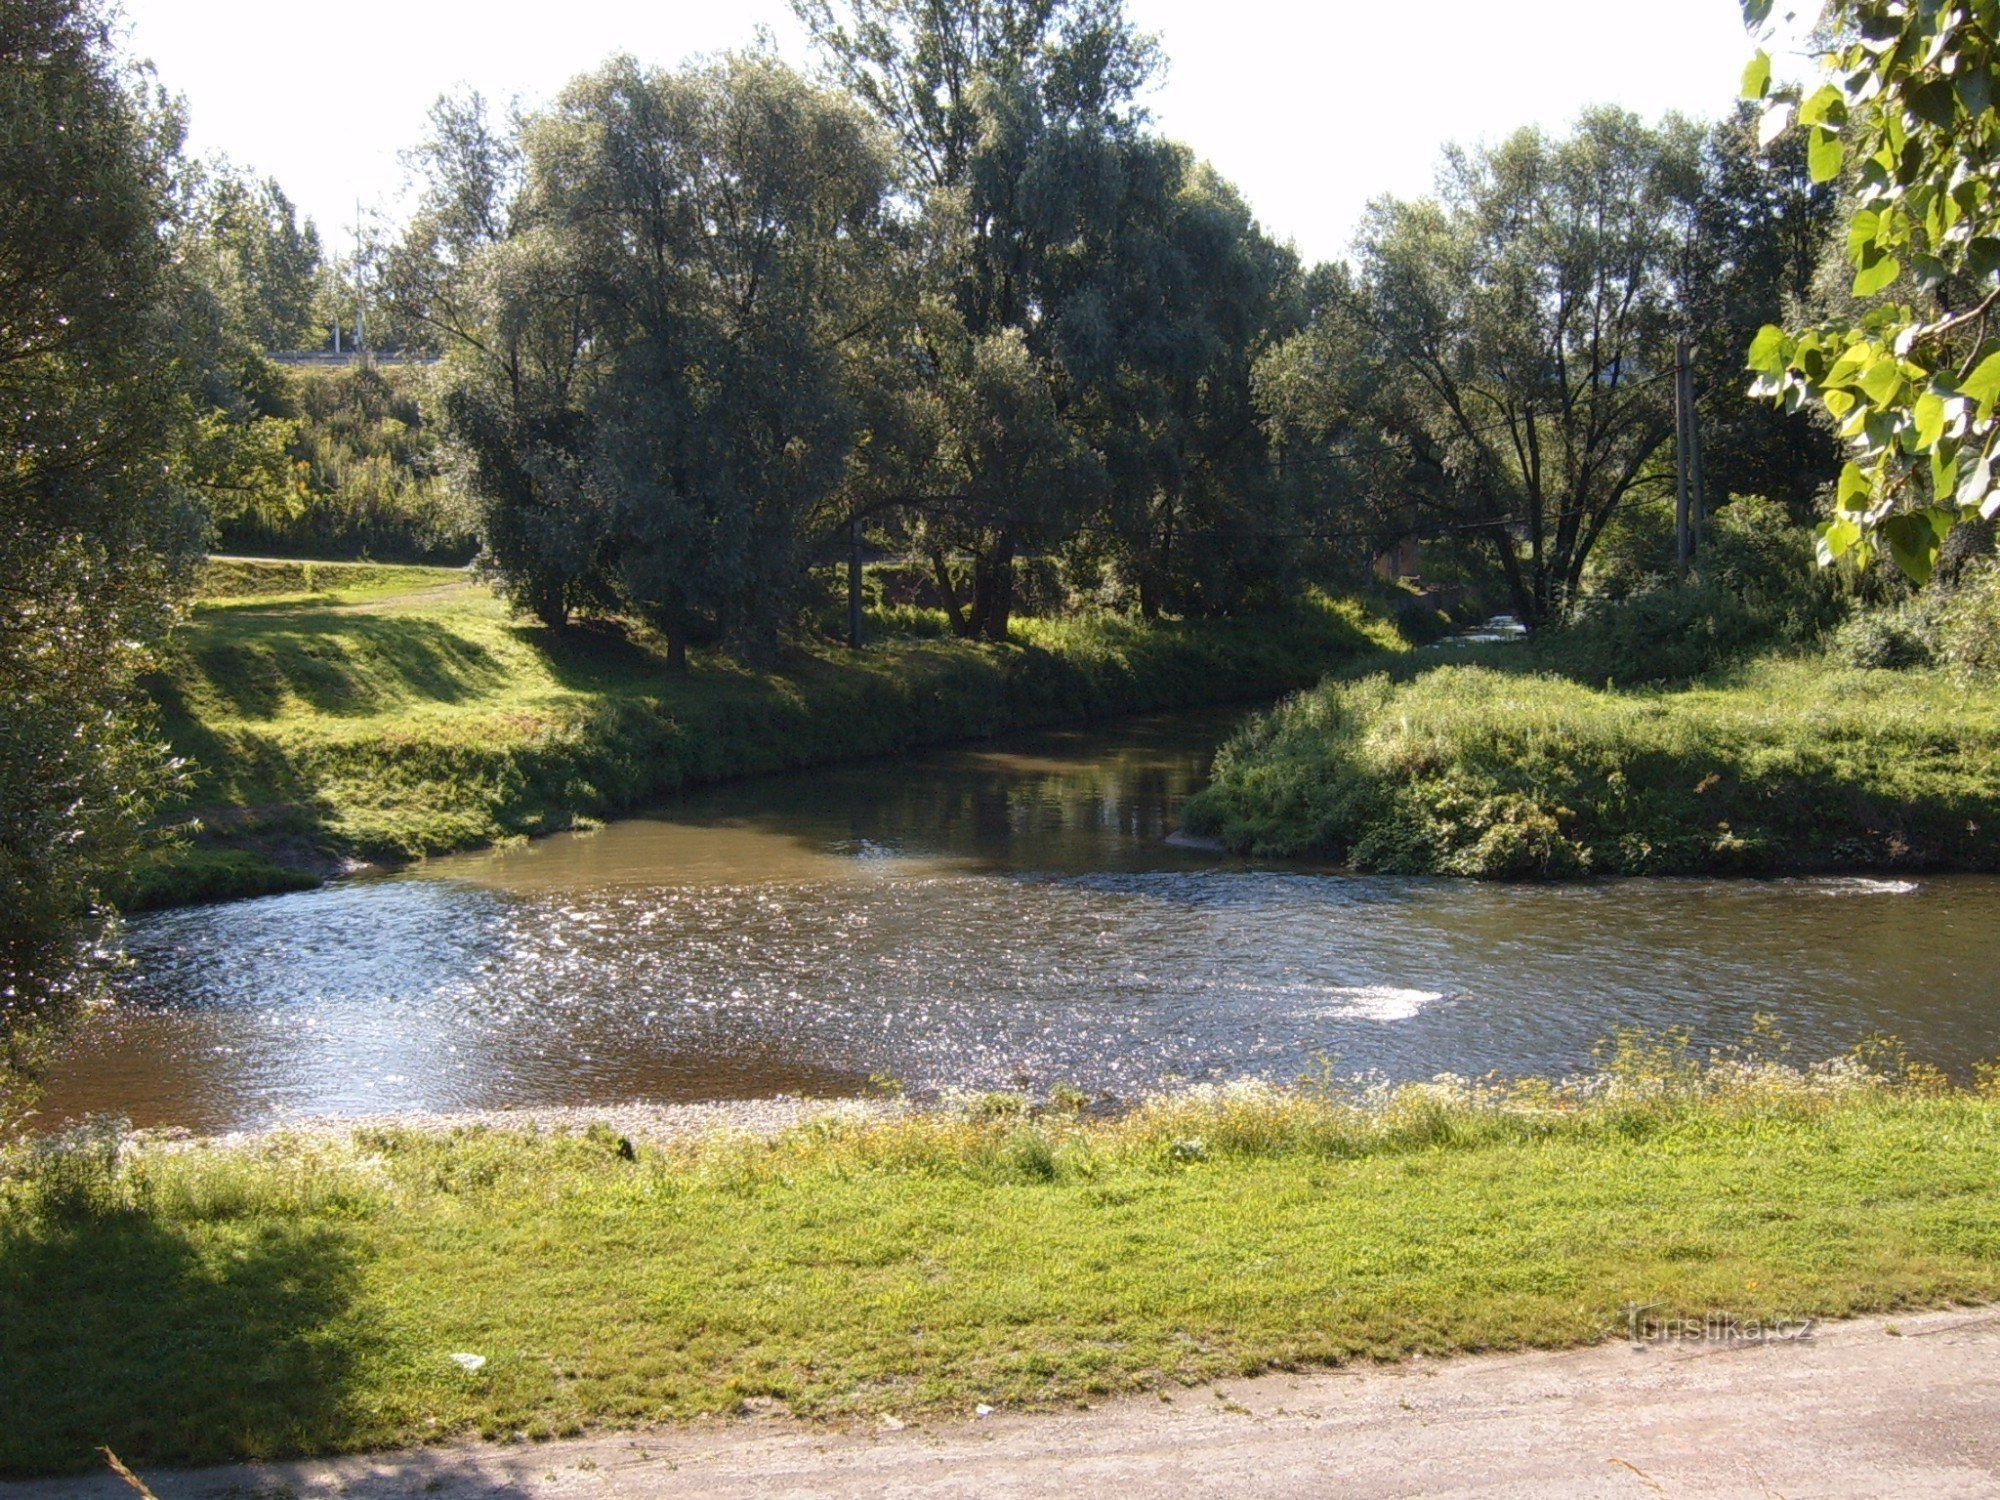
138;565;1408;903
1186;655;2000;875
215;364;474;564
5;1046;1999;1474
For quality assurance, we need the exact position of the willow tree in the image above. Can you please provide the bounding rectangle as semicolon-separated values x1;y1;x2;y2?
796;0;1161;638
426;55;889;660
1258;111;1706;629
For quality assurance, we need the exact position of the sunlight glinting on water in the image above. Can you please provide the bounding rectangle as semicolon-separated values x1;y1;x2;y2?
38;711;2000;1132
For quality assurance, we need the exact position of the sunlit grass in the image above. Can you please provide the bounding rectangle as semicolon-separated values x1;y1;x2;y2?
143;577;1406;896
5;1046;1999;1474
1185;656;2000;875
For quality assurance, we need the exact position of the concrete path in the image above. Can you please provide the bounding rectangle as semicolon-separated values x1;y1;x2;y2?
21;1306;2000;1499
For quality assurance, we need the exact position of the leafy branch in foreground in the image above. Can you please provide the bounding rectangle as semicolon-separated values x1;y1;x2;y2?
1741;0;2000;580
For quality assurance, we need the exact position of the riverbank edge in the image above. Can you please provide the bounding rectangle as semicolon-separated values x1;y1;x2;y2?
1181;653;2000;879
126;593;1421;911
8;1069;2000;1474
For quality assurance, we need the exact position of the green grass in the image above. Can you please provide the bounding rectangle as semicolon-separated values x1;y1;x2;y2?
1183;654;2000;876
6;1057;2000;1474
139;572;1407;903
194;558;468;608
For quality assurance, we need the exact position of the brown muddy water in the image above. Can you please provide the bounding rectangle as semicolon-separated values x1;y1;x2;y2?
35;706;2000;1132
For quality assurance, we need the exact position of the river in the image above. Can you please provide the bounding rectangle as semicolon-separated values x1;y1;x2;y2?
35;705;2000;1132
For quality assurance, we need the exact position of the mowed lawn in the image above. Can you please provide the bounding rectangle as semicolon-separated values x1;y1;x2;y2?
5;1076;1999;1473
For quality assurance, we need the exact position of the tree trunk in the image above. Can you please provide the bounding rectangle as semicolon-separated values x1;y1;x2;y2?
974;531;1016;642
928;545;971;638
665;624;687;671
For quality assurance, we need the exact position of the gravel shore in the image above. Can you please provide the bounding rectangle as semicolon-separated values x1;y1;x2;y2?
126;1095;913;1149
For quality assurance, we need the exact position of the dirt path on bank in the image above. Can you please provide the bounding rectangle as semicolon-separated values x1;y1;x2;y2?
18;1305;2000;1499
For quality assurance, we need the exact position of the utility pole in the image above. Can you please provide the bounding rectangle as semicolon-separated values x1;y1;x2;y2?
354;200;367;357
1687;348;1707;556
1674;336;1700;572
847;515;864;649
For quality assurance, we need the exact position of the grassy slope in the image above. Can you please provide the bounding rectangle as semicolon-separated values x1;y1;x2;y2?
5;1070;1999;1473
135;562;1407;905
1183;654;2000;877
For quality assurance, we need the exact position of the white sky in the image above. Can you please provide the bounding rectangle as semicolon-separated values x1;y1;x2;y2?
119;0;1819;266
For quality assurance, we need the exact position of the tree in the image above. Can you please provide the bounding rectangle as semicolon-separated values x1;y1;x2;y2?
429;54;889;660
179;163;324;351
797;0;1163;638
1257;112;1707;629
1687;106;1844;521
1741;0;2000;581
1060;148;1306;616
0;0;205;1093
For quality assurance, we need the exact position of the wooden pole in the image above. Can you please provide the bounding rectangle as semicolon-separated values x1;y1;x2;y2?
847;516;864;649
1674;337;1693;573
1687;348;1707;557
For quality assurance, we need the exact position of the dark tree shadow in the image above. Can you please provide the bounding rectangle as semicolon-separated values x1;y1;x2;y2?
0;1207;379;1476
182;612;508;721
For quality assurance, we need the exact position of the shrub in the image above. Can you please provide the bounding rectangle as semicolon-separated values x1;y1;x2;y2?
1547;497;1844;684
1830;609;1936;670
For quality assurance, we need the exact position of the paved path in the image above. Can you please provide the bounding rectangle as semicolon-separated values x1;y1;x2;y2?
21;1307;2000;1499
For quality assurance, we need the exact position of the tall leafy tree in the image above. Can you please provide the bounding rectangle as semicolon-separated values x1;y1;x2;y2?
1258;111;1707;629
179;163;324;351
0;0;205;1092
797;0;1162;638
428;55;888;660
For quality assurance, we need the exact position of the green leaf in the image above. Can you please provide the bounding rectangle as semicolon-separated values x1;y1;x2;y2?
1837;461;1871;512
1932;444;1960;502
1824;344;1872;389
1915;390;1947;448
1962;352;2000;414
1958;68;1996;119
1910;77;1959;130
1798;82;1845;126
1852;253;1902;297
1816;516;1862;566
1742;50;1773;100
1742;0;1775;28
1809;126;1846;183
1845;208;1882;261
1881;511;1942;583
1857;357;1906;408
1746;325;1791;376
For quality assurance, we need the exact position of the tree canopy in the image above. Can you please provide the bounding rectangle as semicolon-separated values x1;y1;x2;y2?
0;0;207;1072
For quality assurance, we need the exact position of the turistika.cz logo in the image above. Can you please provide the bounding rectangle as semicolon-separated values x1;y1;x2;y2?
1623;1304;1818;1345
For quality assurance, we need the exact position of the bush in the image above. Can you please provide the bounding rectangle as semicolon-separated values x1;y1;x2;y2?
1936;563;2000;673
1182;657;2000;876
1830;608;1937;670
1547;497;1844;684
216;364;475;563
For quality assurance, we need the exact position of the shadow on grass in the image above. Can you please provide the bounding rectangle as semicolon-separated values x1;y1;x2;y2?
180;612;510;721
0;1209;379;1476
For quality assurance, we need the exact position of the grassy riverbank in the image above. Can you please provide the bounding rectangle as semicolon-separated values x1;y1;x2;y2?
131;561;1409;907
1182;654;2000;877
5;1056;1999;1474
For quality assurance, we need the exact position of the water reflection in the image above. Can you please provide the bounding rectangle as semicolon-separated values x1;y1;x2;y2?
36;710;2000;1132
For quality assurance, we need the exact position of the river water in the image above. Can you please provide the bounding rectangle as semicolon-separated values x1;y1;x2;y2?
36;706;2000;1132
